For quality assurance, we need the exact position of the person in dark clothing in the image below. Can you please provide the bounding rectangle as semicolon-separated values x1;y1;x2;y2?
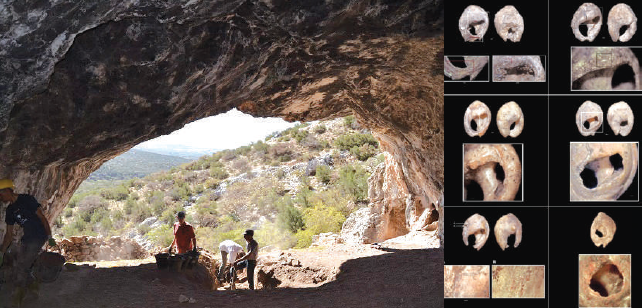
0;179;55;300
231;229;259;290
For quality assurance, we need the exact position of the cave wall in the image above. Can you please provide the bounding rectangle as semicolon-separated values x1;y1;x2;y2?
0;0;444;245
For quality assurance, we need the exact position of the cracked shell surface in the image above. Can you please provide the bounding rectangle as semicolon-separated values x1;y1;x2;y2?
494;5;524;42
571;3;603;42
570;142;638;201
462;213;490;251
607;101;634;136
494;213;522;251
590;212;616;248
575;101;603;136
464;144;522;201
496;101;524;138
463;101;491;137
459;5;489;42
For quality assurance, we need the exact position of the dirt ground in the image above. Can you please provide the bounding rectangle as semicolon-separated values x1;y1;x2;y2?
4;243;443;308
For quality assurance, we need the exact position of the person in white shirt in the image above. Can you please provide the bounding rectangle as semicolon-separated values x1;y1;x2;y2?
218;239;244;281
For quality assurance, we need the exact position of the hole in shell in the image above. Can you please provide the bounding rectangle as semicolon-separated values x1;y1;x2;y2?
589;263;624;297
583;120;591;129
465;180;484;200
581;167;598;189
620;120;628;127
595;229;603;237
449;56;467;68
609;154;623;171
506;234;515;247
510;122;516;130
471;119;478;131
504;64;535;76
611;64;636;90
619;25;629;37
467;234;477;246
494;164;505;182
507;28;514;34
579;24;589;36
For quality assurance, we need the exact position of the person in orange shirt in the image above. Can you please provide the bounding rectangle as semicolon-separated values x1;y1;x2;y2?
167;212;197;254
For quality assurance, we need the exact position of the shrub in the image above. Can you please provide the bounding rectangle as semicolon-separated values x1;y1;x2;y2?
232;158;251;174
277;202;304;233
269;143;294;162
334;133;378;151
338;165;369;202
235;145;252;156
316;165;332;184
221;150;237;161
293;129;309;143
149;191;166;216
210;166;229;180
294;204;346;248
350;143;378;161
63;208;73;218
137;224;151;235
300;135;322;150
343;115;356;129
314;125;327;134
146;225;174;247
256;221;297;250
253;140;270;153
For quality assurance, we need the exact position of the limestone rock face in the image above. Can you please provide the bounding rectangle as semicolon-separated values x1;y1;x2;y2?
0;0;444;245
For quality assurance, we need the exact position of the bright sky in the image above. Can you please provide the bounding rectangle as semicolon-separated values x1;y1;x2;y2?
135;108;297;152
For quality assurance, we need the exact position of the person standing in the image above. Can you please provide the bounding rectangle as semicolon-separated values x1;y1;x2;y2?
232;229;259;290
218;239;244;281
0;179;56;297
167;211;197;254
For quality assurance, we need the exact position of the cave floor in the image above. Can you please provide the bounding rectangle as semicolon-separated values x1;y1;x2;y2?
15;247;443;308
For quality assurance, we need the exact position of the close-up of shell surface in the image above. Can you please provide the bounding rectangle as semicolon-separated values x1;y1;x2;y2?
462;213;490;251
496;101;524;138
494;5;524;42
463;101;492;137
590;212;617;248
571;3;603;42
493;56;546;82
459;5;489;42
464;144;522;201
572;47;640;90
570;142;638;201
494;213;522;251
607;101;634;136
575;101;604;136
579;254;631;307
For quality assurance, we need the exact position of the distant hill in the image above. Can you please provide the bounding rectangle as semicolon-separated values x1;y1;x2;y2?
87;149;190;181
133;146;221;160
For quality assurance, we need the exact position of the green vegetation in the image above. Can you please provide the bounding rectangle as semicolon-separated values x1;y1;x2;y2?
55;117;380;250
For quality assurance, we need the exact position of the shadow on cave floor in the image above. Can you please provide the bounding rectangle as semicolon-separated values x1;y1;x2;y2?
18;248;443;308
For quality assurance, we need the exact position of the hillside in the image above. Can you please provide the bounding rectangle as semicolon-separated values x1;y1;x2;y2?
87;149;190;181
54;116;383;252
